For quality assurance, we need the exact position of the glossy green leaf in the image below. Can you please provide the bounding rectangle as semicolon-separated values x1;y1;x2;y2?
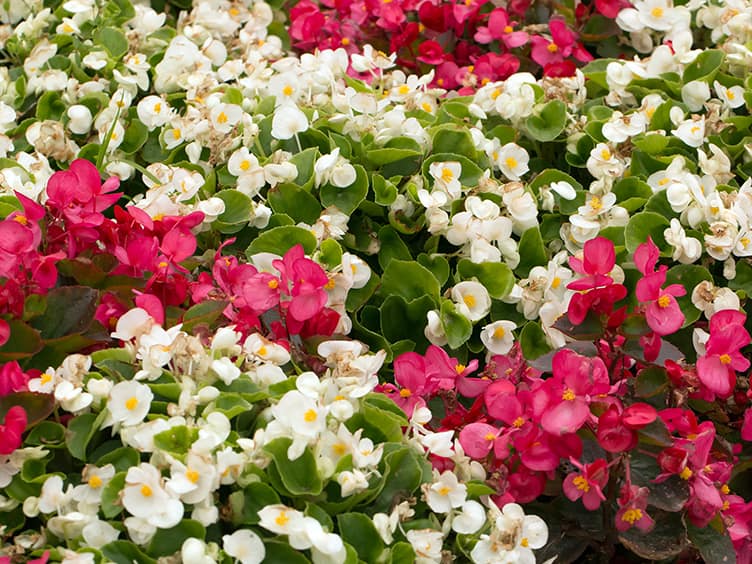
147;520;206;557
264;437;323;496
457;259;514;299
246;225;318;256
516;226;547;277
320;164;369;215
664;264;712;326
268;183;321;224
526;100;567;142
338;513;386;562
519;321;551;360
380;260;440;303
624;211;669;253
440;298;473;349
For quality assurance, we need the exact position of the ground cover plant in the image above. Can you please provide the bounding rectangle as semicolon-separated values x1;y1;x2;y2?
0;0;751;562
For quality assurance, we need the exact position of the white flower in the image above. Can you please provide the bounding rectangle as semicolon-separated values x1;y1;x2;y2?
106;381;153;427
111;307;154;341
424;471;467;513
243;333;290;365
664;218;702;264
714;80;745;109
337;469;370;497
37;475;72;514
211;358;241;385
681;80;710;112
672;117;705;147
82;519;120;549
429;161;462;199
424;310;449;346
54;380;93;413
66;105;93;135
210;103;243;134
223;529;265;564
406;529;444;563
480;321;516;355
136;95;173;130
452;500;486;534
258;504;306;536
182;538;217;564
497;143;529;181
452;281;492;322
123;463;183;529
271;104;309;140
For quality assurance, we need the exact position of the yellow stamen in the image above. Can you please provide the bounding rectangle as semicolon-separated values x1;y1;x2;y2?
258;346;268;356
721;484;730;495
40;372;52;385
438;486;451;495
12;215;28;225
463;294;476;308
504;25;513;33
590;196;603;212
268;279;279;289
484;432;496;441
172;128;181;140
679;467;693;480
140;484;152;497
651;6;664;17
275;511;289;526
505;156;518;170
551;276;561;289
440;167;454;182
304;409;318;422
573;475;590;492
562;388;576;401
341;37;350;46
125;397;138;410
217;112;228;124
547;43;559;53
520;538;529;548
600;148;611;160
513;417;525;428
398;85;410;95
186;469;200;483
493;326;506;339
657;295;671;308
455;364;466;374
719;354;732;365
333;443;347;455
283;85;293;97
88;475;103;488
621;508;643;524
399;388;412;398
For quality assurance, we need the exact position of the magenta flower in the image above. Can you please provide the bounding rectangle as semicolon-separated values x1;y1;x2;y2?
540;349;609;436
615;485;655;532
458;422;500;459
378;351;434;416
562;458;609;510
696;310;750;398
474;8;528;48
634;237;686;336
0;405;27;455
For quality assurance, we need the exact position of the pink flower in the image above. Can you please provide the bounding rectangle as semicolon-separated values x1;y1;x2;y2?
458;422;501;459
46;159;121;227
0;362;30;396
615;485;655;532
474;8;528;48
0;405;27;455
634;238;686;336
696;310;750;398
562;458;609;510
743;407;752;442
597;403;657;453
540;349;609;436
378;351;434;416
0;319;8;347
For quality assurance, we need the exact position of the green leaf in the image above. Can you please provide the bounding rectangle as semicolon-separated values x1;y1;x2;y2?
0;320;43;362
440;299;473;349
380;295;433;348
319;238;343;268
215;189;252;229
268;183;321;224
417;253;450;287
212;393;253;419
664;264;711;326
96;446;140;472
378;226;412;269
229;482;281;525
687;522;736;564
683;50;724;84
180;300;228;333
120;120;149;154
264;438;323;496
35;91;66;121
372;174;398;205
635;367;669;400
431;125;477;160
289;147;318;188
624;211;669;253
519;321;551;360
246;225;318;256
320;164;368;215
422;153;483;187
457;259;514;299
30;286;98;339
516;226;547;277
370;447;425;513
147;520;206;557
100;472;127;518
526;100;567;142
619;511;687;561
102;540;157;564
66;411;106;461
337;513;386;562
380;260;440;303
95;27;129;59
263;542;311;563
24;421;65;447
153;425;198;455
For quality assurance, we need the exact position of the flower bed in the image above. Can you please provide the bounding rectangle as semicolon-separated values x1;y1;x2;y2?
0;0;751;562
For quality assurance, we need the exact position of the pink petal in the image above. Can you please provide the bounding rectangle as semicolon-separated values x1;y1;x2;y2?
633;237;659;275
696;355;735;397
541;398;589;435
582;236;616;275
458;423;497;459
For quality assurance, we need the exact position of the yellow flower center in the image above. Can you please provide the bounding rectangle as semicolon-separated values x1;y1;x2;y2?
441;167;454;182
721;484;730;495
455;364;466;374
186;469;200;484
422;102;433;113
88;475;103;488
258;346;268;356
463;294;476;308
680;467;693;480
140;484;153;497
283;85;294;97
513;416;525;428
719;354;732;365
728;90;736;100
13;215;28;225
621;508;643;524
40;372;52;385
484;432;496;441
275;511;289;526
600;148;611;160
691;126;700;134
590;196;603;212
573;475;590;492
547;43;559;53
399;388;412;398
491;88;501;100
398;85;410;95
239;159;251;171
651;6;664;17
741;237;750;248
153;102;161;113
493;326;506;339
658;177;670;186
304;409;318;422
562;388;576;401
125;397;138;411
438;486;451;495
268;279;279;289
172;128;181;140
657;295;671;308
551;276;561;289
520;538;529;548
333;443;347;455
504;25;513;33
341;37;350;46
217;112;228;124
505;156;518;170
